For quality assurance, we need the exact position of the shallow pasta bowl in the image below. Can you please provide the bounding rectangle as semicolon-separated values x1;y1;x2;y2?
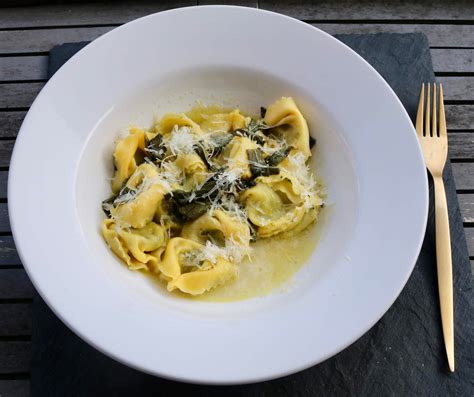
8;6;428;384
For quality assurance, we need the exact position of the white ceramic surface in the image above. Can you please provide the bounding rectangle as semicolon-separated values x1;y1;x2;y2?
8;6;428;384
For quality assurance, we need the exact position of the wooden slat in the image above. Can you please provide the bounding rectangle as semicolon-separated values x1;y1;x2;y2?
199;0;257;5
0;270;34;299
448;133;474;159
0;1;195;29
0;203;10;232
262;1;474;21
445;105;474;130
452;163;474;191
0;127;471;171
0;44;471;84
431;49;473;74
0;304;31;336
0;341;31;373
459;194;474;223
465;228;474;257
0;141;14;168
0;171;7;199
315;23;474;48
2;49;472;83
0;1;471;29
0;78;469;111
0;236;21;267
0;106;470;142
437;76;474;101
0;111;27;138
0;26;112;54
0;83;44;108
2;24;474;56
0;380;29;397
0;56;47;82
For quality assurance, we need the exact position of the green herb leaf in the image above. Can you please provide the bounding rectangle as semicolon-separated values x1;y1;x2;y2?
101;196;115;217
193;144;215;171
144;134;166;162
232;119;271;145
209;134;233;157
247;149;280;178
266;146;292;166
177;201;210;221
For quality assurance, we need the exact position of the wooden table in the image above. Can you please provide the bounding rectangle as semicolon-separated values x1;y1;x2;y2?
0;1;472;395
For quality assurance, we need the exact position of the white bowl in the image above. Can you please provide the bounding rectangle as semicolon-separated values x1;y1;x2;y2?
8;6;428;384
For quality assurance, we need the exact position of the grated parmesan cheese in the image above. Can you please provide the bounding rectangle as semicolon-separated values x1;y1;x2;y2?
164;126;196;155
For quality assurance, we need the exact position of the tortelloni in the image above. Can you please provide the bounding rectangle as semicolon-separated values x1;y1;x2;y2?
102;219;167;271
158;237;237;295
100;99;324;297
264;97;311;159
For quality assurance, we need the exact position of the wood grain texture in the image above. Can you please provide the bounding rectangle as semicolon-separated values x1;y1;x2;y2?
261;0;474;21
199;0;257;5
2;130;474;173
431;49;473;74
0;304;31;336
3;24;474;56
0;236;21;267
0;269;34;299
0;83;43;108
0;79;471;113
0;56;47;82
0;203;10;232
0;0;471;29
2;49;472;83
0;341;31;373
314;23;474;48
0;1;195;29
0;27;112;54
448;133;474;159
0;106;471;138
0;111;27;137
0;171;6;199
445;105;474;130
452;163;474;191
0;380;29;397
458;194;474;223
0;141;14;168
465;228;474;257
438;76;474;101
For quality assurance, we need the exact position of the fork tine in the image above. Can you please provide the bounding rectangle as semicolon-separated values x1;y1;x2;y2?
433;83;438;137
416;83;424;136
425;83;431;137
439;84;447;137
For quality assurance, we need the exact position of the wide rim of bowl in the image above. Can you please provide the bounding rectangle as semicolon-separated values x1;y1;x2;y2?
8;5;428;384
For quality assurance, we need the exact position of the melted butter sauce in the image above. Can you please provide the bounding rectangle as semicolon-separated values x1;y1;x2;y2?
192;222;320;302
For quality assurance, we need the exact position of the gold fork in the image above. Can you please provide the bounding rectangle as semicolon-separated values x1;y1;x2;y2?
416;83;454;372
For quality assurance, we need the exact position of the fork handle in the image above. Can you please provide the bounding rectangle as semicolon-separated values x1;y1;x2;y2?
433;175;455;372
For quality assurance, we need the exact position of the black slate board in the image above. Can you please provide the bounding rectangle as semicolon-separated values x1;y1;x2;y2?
32;34;474;396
